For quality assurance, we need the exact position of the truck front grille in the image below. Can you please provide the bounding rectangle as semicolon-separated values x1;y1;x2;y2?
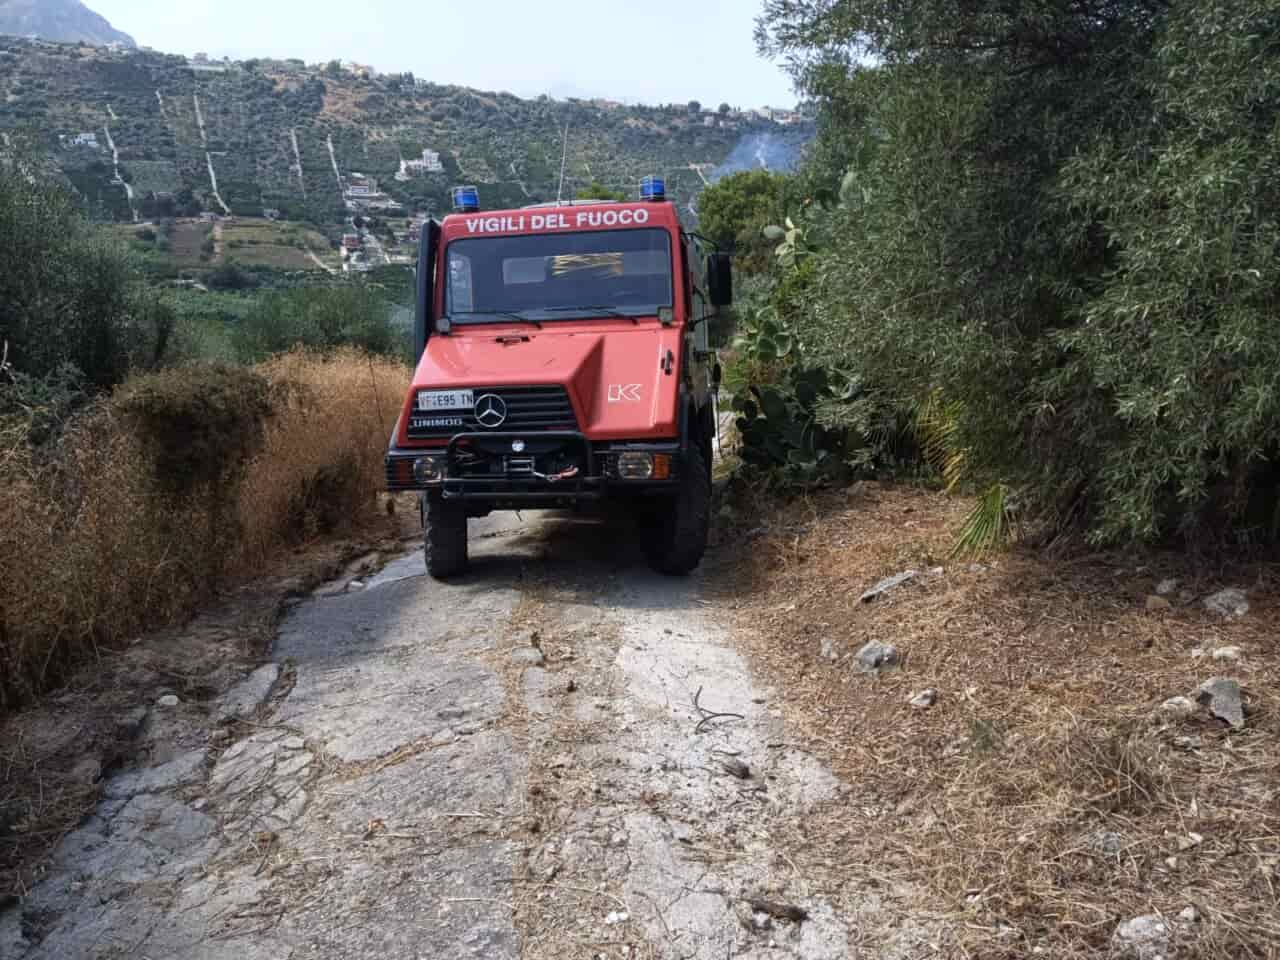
407;386;578;439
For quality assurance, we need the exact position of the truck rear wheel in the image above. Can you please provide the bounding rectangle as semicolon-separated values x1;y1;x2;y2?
641;442;710;576
424;495;468;579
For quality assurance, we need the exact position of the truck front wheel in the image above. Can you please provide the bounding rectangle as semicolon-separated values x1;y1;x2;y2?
424;495;468;579
640;443;710;576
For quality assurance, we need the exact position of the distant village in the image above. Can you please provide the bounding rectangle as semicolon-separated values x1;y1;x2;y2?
29;36;809;278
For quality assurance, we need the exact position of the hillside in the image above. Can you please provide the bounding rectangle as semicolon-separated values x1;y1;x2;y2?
0;37;811;231
0;0;133;48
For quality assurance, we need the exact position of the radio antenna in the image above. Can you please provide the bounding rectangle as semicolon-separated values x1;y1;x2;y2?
555;118;571;203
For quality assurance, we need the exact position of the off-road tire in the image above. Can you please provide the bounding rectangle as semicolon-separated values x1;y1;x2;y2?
641;442;711;576
424;495;468;579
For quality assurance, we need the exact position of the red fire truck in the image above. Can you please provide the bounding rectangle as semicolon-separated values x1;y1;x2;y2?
386;179;732;578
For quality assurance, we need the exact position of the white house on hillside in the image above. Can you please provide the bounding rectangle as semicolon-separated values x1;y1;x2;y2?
62;132;100;149
396;148;445;181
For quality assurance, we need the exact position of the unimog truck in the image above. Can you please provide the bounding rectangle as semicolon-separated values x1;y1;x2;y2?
385;179;732;578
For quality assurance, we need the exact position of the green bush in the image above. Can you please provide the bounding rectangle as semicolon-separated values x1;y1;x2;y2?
1046;3;1280;542
207;262;259;291
0;156;175;389
233;285;401;363
575;182;627;202
733;367;853;487
0;363;89;446
697;170;792;274
725;248;916;488
755;0;1280;547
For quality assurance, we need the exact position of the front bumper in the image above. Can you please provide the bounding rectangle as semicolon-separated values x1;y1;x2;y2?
386;431;683;504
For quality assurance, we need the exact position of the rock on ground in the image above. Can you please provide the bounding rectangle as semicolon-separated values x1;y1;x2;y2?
909;689;937;709
216;662;281;720
104;747;206;800
860;570;918;603
1091;831;1124;856
509;646;546;666
1157;696;1196;720
1196;677;1245;729
1204;587;1249;618
1112;914;1170;960
856;640;901;673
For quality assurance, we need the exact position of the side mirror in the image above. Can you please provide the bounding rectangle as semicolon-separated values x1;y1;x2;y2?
707;252;733;307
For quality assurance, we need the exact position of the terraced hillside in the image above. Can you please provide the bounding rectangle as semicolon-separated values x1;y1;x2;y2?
0;37;810;229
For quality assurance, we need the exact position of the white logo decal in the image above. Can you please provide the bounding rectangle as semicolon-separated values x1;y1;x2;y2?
608;384;643;403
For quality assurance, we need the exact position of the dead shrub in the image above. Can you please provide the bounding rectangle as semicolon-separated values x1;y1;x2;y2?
0;348;407;710
0;402;199;705
235;348;406;564
114;364;275;500
114;364;277;580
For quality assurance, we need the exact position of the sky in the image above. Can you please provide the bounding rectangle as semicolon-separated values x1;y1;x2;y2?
87;0;797;109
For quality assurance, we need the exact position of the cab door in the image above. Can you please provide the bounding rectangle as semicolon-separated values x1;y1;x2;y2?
679;232;717;458
682;233;713;400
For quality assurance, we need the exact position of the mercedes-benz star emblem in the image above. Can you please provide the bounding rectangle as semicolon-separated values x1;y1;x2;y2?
475;394;508;429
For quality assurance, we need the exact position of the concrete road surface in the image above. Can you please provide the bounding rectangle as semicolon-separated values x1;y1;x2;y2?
1;512;849;959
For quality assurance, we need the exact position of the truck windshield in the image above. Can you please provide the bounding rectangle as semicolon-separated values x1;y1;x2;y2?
446;228;673;322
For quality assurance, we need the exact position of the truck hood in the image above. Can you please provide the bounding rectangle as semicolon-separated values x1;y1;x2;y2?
411;323;684;440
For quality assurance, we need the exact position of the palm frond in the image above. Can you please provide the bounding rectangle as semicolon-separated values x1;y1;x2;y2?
951;483;1013;557
914;388;968;492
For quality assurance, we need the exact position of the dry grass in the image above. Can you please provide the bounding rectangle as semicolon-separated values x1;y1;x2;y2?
0;348;407;709
237;348;405;566
0;401;190;705
712;482;1280;958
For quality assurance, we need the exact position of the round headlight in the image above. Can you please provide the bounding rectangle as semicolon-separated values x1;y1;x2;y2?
616;452;655;480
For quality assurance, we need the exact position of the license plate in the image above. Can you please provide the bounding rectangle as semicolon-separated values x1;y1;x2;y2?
417;390;474;412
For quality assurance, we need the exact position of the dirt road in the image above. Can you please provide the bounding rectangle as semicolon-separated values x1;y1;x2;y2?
0;512;849;960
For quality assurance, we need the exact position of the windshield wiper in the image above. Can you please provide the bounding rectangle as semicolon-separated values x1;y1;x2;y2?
451;310;542;328
544;305;638;323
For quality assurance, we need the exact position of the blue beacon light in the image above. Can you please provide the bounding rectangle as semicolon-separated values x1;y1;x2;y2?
639;176;665;201
452;185;480;213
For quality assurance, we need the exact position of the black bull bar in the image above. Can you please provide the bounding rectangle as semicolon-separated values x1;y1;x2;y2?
442;431;600;502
